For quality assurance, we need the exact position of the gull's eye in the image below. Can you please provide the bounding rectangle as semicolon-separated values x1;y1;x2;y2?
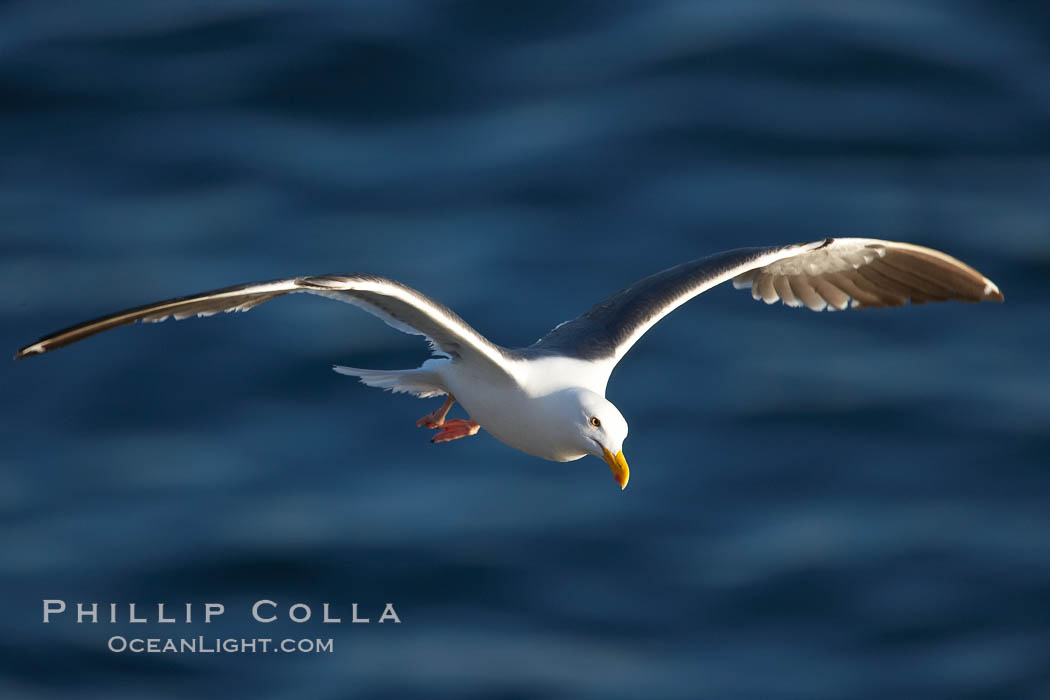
590;416;601;428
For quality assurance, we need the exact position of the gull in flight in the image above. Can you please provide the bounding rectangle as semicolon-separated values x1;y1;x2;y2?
16;239;1002;489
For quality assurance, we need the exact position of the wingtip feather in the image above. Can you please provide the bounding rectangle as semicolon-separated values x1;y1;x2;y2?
983;279;1004;302
14;342;45;359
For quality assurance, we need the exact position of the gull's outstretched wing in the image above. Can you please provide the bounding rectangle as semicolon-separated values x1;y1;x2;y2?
15;274;513;374
528;238;1003;366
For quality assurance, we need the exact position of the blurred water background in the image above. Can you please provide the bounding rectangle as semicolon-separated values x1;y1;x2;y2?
1;1;1049;698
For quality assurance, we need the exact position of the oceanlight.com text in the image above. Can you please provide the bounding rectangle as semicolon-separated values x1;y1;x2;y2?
107;636;335;654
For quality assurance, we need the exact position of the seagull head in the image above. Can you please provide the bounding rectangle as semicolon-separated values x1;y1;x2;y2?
570;389;630;490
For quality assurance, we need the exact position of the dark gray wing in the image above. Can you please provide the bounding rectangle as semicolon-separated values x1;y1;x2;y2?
15;274;513;373
528;238;1003;364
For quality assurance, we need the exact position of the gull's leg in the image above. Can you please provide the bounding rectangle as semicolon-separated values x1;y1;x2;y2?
416;394;456;429
417;394;481;443
431;419;481;444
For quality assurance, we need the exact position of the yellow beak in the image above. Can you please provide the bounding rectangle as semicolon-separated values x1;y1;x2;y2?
601;447;630;490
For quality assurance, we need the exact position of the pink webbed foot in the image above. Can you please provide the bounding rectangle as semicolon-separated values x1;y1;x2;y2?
431;419;480;444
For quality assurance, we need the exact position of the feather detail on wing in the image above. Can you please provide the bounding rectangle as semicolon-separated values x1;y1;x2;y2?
731;238;1003;310
15;275;513;376
528;238;1002;367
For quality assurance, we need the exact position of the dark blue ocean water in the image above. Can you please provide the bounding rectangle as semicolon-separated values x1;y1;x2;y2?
2;2;1049;698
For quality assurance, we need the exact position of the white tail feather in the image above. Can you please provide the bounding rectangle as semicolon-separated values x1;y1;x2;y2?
332;365;446;398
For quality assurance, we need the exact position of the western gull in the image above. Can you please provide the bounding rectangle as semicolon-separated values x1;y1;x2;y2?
15;238;1003;489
